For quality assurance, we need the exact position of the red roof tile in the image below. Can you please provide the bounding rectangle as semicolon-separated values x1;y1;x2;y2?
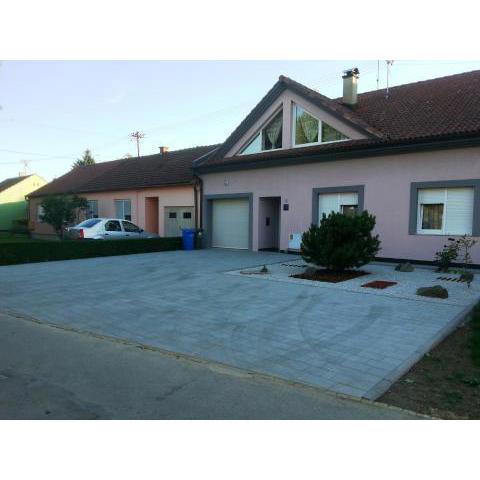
29;145;219;198
200;70;480;170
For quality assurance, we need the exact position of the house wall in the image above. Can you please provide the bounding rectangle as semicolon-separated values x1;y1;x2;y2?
0;174;47;230
29;184;196;238
201;146;480;263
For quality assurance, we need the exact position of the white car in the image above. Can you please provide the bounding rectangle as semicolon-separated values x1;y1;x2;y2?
66;218;159;240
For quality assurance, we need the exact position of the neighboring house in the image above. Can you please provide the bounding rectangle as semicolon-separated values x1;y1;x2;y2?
0;174;47;231
195;69;480;264
28;145;218;239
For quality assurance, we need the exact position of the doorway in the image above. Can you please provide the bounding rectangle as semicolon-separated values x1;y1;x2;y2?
145;197;159;234
258;197;281;251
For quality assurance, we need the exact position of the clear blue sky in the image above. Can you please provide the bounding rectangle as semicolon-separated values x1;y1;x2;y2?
2;60;480;181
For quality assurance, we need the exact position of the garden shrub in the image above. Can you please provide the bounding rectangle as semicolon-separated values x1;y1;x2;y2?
301;211;381;272
0;237;182;266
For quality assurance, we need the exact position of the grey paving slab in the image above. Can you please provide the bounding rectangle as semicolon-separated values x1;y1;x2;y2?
0;249;477;399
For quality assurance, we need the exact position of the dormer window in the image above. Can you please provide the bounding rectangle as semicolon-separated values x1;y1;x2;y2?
240;110;283;155
293;104;349;147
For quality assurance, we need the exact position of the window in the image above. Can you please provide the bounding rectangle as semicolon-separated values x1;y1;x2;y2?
169;212;177;219
105;220;122;232
122;221;141;233
115;199;131;221
417;187;474;235
293;104;349;147
318;192;359;222
77;219;102;228
86;200;98;219
240;111;283;155
36;204;45;222
183;212;192;219
341;205;358;217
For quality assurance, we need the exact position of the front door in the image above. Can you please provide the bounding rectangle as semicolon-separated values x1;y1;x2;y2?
164;206;195;237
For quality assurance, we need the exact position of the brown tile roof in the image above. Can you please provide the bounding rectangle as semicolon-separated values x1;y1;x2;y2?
199;69;480;170
29;145;219;198
0;175;32;194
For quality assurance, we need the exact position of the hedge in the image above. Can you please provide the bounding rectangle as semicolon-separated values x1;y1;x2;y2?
0;237;182;266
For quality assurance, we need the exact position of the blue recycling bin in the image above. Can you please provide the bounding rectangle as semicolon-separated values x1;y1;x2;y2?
182;228;196;251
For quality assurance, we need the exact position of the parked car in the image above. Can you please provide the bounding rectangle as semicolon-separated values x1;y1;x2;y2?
66;218;159;240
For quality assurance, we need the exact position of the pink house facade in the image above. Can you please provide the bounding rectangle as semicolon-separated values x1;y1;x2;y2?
28;145;217;239
196;70;480;264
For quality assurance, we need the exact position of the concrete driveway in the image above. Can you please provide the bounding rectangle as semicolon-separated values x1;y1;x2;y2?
0;249;471;399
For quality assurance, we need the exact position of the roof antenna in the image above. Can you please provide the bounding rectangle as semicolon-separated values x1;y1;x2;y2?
376;60;380;90
20;159;30;176
385;60;394;99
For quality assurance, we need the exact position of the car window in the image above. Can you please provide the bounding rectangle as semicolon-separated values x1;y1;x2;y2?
122;221;141;233
77;219;102;228
105;220;122;232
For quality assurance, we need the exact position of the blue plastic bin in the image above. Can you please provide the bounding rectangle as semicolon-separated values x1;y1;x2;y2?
182;228;196;251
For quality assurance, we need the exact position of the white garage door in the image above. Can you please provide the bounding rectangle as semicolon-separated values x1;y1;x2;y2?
212;198;249;249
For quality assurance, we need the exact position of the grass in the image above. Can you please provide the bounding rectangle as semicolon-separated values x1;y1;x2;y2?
470;303;480;366
0;236;182;265
380;302;480;419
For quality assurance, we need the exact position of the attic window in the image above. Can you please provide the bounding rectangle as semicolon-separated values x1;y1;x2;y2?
293;104;349;147
240;111;283;155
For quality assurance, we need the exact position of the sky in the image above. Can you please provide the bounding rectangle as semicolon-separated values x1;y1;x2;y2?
2;60;480;181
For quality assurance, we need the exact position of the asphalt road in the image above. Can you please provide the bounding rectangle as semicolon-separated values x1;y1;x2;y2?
0;312;423;419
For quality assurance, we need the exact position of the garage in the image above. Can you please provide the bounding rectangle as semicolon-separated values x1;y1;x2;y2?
211;198;250;249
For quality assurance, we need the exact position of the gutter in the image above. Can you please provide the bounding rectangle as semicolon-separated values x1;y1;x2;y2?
195;135;480;175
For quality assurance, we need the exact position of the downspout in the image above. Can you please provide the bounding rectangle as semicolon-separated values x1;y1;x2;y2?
193;175;203;230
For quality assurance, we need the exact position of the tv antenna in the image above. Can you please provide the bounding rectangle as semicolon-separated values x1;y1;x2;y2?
385;60;394;98
20;159;30;176
130;131;145;158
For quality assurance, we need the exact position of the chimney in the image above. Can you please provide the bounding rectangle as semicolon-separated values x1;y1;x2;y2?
342;68;359;107
159;146;169;157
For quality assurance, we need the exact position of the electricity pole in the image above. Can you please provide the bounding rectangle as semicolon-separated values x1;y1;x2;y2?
130;131;145;158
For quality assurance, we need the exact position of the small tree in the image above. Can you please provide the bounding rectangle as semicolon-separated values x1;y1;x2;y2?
72;149;95;169
434;238;460;272
301;211;381;272
39;195;88;239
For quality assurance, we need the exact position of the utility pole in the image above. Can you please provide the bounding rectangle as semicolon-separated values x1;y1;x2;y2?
130;131;145;158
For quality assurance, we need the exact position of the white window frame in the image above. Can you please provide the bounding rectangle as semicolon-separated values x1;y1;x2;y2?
292;103;350;148
239;108;284;156
416;187;474;236
318;192;359;223
86;200;98;219
36;204;45;222
115;199;132;221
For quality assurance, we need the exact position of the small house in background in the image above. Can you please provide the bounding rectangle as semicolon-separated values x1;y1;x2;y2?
0;174;47;232
27;145;218;239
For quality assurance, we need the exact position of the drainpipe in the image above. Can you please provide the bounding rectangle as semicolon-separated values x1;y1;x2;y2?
193;175;203;230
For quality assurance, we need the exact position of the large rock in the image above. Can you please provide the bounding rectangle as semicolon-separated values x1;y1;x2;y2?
395;262;414;272
416;285;448;299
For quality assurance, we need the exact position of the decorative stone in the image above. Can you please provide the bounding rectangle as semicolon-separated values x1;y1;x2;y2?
416;285;449;299
395;262;414;272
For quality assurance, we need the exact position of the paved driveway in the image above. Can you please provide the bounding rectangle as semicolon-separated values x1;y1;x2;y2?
0;250;471;399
